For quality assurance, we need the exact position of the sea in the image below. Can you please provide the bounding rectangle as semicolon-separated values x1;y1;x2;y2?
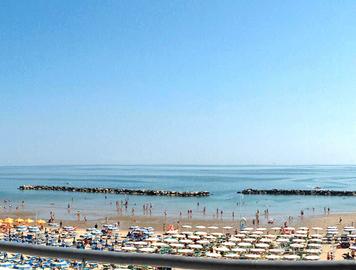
1;165;356;221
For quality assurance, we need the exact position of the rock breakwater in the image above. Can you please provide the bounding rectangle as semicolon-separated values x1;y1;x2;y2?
19;185;210;197
238;188;356;196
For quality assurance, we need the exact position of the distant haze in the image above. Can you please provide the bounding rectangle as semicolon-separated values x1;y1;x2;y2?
1;1;356;165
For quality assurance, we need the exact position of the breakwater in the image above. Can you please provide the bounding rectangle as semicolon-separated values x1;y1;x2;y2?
238;188;356;196
18;185;210;197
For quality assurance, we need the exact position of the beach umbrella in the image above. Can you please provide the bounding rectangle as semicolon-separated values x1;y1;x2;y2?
122;246;137;251
223;226;233;230
305;249;321;254
170;243;185;248
312;227;323;231
4;218;14;223
188;244;203;249
238;242;252;247
177;248;194;254
309;238;322;243
256;228;267;231
271;227;281;231
188;235;200;240
132;241;148;246
224;253;240;258
292;239;305;243
304;255;320;261
195;231;207;236
196;225;206;229
15;218;24;223
25;218;34;224
231;247;247;253
245;253;261;259
208;226;219;230
151;242;169;247
36;219;46;225
250;248;265;253
298;227;308;231
259;238;272;243
206;252;221;258
222;242;236;247
307;243;322;248
283;254;300;260
310;234;322;238
215;246;230;252
197;240;210;245
269;248;285;254
230;237;242;242
181;231;193;235
244;238;256;242
266;254;281;260
181;225;192;229
290;243;304;249
164;238;178;243
139;247;156;253
244;227;254;231
350;246;356;251
211;232;223;237
172;234;185;239
14;264;31;269
147;237;160;242
206;235;217;240
255;243;269;249
234;233;245;238
180;239;193;244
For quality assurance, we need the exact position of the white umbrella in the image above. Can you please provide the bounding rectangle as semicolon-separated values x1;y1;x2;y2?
197;240;210;245
188;244;203;249
206;252;221;258
290;243;304;249
292;239;305;243
304;255;320;261
255;243;269;248
151;242;169;247
256;228;267;231
182;225;192;229
181;231;193;235
139;247;156;253
223;226;233;230
215;246;230;252
195;231;207;236
269;248;285;254
306;249;321;254
164;238;178;243
224;253;240;258
245;254;261;259
266;254;281;260
180;239;193;244
196;225;206;229
230;237;241;242
208;226;219;230
222;242;236;247
122;246;137;251
231;247;247;252
238;242;252;247
307;243;322;248
250;248;265;253
283;254;300;260
259;238;272;243
211;232;224;237
178;248;194;254
188;235;200;240
170;243;185;248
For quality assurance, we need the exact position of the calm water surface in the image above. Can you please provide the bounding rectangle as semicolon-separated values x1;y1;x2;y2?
0;165;356;221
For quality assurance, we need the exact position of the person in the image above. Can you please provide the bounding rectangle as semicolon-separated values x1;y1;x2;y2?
339;217;343;224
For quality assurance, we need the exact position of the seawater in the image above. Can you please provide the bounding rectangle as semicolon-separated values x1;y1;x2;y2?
1;165;356;221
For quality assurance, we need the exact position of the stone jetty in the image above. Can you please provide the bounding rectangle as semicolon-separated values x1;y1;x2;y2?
238;188;356;196
18;185;210;197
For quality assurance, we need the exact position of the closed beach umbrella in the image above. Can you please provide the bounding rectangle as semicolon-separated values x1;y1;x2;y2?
304;255;320;261
266;254;281;260
224;253;240;258
139;247;156;253
177;248;194;254
215;246;230;252
206;252;221;258
283;254;300;260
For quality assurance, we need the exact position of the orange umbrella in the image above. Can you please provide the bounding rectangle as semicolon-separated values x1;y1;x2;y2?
36;219;46;224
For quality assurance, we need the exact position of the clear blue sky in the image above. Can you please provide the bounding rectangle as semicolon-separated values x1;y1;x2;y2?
1;0;356;165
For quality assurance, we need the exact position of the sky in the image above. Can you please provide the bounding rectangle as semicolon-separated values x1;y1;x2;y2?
1;0;356;165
